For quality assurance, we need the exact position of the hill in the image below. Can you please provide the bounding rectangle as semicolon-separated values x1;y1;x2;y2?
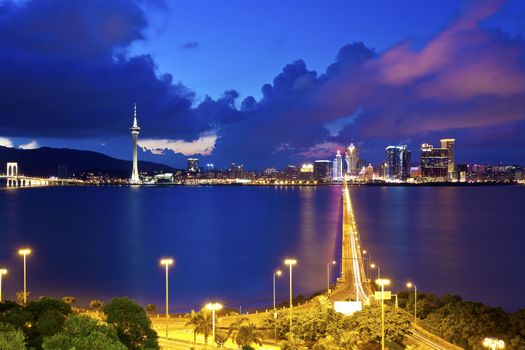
0;146;174;177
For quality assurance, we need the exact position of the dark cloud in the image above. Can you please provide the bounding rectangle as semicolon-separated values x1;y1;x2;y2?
0;0;524;168
179;41;199;49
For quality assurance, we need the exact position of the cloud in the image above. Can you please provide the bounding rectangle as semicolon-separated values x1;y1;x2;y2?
0;137;13;148
179;41;199;49
139;132;217;155
18;140;38;149
0;0;524;168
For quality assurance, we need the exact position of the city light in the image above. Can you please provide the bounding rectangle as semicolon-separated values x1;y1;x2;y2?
205;302;223;346
375;278;391;350
284;258;297;330
406;281;418;323
483;338;505;350
160;257;174;337
18;248;31;305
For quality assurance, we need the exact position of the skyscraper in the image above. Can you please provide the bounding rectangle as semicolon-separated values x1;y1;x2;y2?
332;150;343;181
440;138;455;178
314;160;331;182
130;104;141;184
187;158;199;173
385;145;411;180
345;143;359;175
420;143;448;179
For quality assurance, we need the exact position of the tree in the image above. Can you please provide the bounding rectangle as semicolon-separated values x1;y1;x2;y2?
61;296;76;306
234;323;263;347
16;291;30;305
103;298;159;350
0;322;26;350
25;298;72;349
185;310;213;344
281;334;308;350
90;300;104;312
42;314;126;350
348;305;411;346
145;304;156;315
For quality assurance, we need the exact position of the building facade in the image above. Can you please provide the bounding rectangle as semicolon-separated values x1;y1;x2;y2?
420;143;448;179
345;143;359;175
314;160;331;182
332;150;343;181
187;158;199;173
385;145;411;180
440;138;455;179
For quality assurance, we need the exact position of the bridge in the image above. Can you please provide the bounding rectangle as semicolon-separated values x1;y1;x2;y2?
1;162;83;187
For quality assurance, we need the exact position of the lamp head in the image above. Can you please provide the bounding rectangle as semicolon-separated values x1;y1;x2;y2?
331;260;336;265
406;282;413;288
0;269;7;275
18;248;31;256
205;302;223;311
375;278;391;287
160;258;174;266
370;263;376;268
284;259;297;266
276;270;282;276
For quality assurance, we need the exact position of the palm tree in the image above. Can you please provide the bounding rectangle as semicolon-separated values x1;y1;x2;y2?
234;323;263;348
227;316;249;343
185;310;213;344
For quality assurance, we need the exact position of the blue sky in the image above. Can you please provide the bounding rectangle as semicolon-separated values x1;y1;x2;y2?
1;0;525;169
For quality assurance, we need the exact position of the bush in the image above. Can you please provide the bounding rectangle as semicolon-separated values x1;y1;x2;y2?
103;298;159;350
0;322;26;350
42;314;126;350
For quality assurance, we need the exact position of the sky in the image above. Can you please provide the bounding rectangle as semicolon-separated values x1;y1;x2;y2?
0;0;525;169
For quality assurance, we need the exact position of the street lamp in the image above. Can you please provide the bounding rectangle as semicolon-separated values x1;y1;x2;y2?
362;250;371;280
160;258;174;337
375;278;391;350
284;258;297;332
483;338;505;350
273;270;282;310
406;282;417;323
371;263;381;280
18;248;31;305
326;260;336;293
0;268;7;302
205;302;223;346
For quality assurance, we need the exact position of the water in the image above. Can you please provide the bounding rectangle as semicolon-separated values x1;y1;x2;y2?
0;185;523;312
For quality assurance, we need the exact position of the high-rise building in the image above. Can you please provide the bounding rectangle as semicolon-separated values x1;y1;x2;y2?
420;143;448;179
187;158;199;173
314;160;331;182
130;104;141;184
345;143;359;175
332;150;343;181
440;138;455;178
385;145;411;180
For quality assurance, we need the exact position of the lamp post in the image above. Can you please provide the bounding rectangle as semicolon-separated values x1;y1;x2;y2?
326;260;336;293
375;278;391;350
371;263;381;280
273;269;282;340
18;248;31;305
406;282;417;323
362;250;371;280
160;258;174;337
0;269;7;302
483;338;505;350
205;302;223;346
284;258;297;332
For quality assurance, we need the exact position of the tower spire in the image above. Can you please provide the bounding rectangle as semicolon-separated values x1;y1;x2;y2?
133;103;138;128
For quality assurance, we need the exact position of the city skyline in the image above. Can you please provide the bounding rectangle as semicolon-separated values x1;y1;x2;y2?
0;0;524;169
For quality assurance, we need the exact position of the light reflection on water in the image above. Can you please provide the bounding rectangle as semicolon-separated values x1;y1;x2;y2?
0;185;523;311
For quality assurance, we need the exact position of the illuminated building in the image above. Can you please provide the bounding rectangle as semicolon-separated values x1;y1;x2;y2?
345;143;359;175
314;160;331;181
332;150;343;181
130;104;141;184
187;158;199;173
300;163;314;180
420;143;448;179
440;138;455;179
385;145;411;180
